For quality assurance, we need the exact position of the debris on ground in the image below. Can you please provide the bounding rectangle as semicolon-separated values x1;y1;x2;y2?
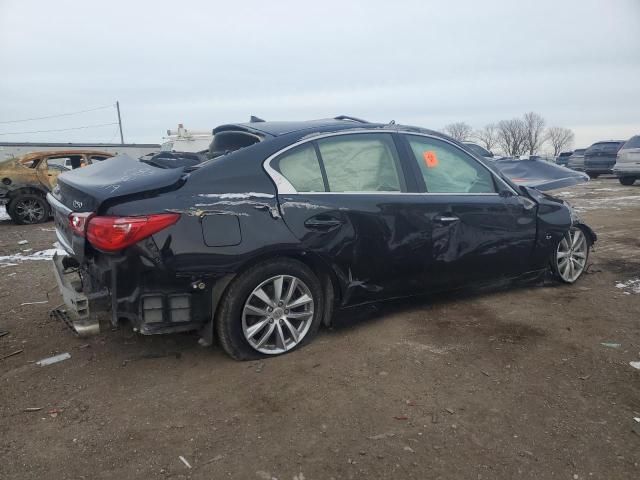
122;351;182;366
615;278;640;294
20;300;49;306
630;361;640;370
23;407;43;412
17;240;28;245
1;349;23;360
255;362;265;373
178;456;192;469
633;418;640;436
0;330;9;338
600;342;621;349
48;408;63;418
368;432;395;440
36;352;71;366
445;407;455;414
403;446;415;453
393;415;408;420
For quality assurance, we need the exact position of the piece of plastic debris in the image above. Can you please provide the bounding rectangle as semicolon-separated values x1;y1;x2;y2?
403;446;415;453
445;407;455;414
630;361;640;370
179;456;192;469
17;240;28;245
0;331;8;338
36;352;71;366
0;349;23;360
393;415;408;420
23;407;42;412
48;408;63;418
21;300;49;306
600;342;621;349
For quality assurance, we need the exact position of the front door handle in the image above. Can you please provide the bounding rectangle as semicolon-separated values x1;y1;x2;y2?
304;217;343;230
433;214;460;225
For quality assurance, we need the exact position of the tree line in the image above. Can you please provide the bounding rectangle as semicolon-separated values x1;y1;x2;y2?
442;112;575;157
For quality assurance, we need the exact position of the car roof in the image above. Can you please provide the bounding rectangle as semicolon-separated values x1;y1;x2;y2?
16;150;114;162
212;116;449;143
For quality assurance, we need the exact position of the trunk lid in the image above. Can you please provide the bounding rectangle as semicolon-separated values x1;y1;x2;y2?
48;153;185;257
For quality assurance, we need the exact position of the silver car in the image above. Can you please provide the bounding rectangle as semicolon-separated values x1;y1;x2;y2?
613;136;640;185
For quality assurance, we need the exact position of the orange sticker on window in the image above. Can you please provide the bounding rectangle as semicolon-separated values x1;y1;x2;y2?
423;150;438;168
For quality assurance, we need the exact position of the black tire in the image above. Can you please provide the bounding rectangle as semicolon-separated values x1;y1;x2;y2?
216;258;324;360
587;172;599;179
7;193;50;225
619;177;636;186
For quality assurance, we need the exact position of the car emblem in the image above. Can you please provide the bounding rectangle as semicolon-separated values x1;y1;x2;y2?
72;200;83;209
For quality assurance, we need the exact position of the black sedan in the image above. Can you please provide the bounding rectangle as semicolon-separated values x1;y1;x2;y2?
48;117;596;360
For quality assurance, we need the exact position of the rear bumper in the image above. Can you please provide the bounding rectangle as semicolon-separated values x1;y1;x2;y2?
52;253;110;336
612;164;640;177
584;159;615;174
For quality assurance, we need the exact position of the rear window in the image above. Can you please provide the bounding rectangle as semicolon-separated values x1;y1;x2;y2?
588;142;623;153
623;136;640;149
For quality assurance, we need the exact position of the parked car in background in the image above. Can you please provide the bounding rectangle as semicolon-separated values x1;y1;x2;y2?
612;135;640;185
566;149;586;171
584;141;625;178
48;117;595;360
555;151;573;166
463;142;495;159
0;150;113;224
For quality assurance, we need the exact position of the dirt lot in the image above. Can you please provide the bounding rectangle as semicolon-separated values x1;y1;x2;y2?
1;177;639;480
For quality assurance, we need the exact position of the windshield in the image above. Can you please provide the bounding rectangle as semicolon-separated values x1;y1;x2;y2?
623;136;640;149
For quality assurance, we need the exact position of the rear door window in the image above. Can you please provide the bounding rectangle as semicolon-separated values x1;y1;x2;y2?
275;144;326;192
405;135;496;193
316;133;403;192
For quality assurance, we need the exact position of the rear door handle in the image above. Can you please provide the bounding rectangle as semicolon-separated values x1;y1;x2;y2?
433;214;460;225
304;218;343;230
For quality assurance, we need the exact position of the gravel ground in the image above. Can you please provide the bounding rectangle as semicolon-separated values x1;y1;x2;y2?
1;177;639;480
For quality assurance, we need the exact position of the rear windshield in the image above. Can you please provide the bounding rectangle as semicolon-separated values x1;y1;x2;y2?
587;142;623;153
623;136;640;149
571;149;585;156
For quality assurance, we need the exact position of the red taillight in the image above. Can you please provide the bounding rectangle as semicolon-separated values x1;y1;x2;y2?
85;213;180;252
69;212;94;236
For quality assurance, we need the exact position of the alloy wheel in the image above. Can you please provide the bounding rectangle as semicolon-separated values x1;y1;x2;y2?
14;198;46;224
242;275;315;355
556;228;588;283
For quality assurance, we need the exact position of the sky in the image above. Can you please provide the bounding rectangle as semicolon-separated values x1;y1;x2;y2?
0;0;639;152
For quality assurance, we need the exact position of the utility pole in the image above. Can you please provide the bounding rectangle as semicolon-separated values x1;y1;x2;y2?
116;101;124;144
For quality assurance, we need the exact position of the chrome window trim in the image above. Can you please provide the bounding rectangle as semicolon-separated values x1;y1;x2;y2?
262;129;518;196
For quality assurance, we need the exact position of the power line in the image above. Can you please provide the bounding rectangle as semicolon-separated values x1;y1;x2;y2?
0;104;114;124
0;122;120;136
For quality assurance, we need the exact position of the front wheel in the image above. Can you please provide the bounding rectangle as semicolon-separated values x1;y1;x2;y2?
619;177;636;186
216;259;323;360
551;226;590;284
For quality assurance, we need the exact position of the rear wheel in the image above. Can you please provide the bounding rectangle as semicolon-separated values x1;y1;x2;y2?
216;258;323;360
551;226;590;284
619;177;636;186
8;194;50;225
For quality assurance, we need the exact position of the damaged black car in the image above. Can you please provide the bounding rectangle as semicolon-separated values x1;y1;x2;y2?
48;117;596;360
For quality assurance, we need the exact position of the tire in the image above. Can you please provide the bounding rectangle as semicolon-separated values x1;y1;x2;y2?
551;226;590;284
8;193;50;225
587;172;599;179
619;177;636;186
216;258;324;360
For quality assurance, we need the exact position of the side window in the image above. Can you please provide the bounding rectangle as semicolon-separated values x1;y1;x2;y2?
275;144;325;192
406;135;496;193
89;155;109;164
317;134;402;192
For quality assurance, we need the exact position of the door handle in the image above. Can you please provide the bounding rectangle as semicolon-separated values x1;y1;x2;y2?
304;217;343;230
433;214;460;225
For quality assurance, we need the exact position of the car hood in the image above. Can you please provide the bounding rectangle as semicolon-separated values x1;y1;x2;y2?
492;158;589;191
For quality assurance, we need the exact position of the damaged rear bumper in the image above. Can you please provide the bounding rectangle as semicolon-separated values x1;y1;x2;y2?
52;253;110;336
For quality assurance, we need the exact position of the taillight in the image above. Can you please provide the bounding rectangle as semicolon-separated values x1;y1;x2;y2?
85;213;180;252
69;212;94;236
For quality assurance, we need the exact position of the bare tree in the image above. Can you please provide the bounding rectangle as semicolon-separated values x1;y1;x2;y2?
496;118;528;157
473;124;498;151
546;126;575;157
442;122;473;142
522;111;546;155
